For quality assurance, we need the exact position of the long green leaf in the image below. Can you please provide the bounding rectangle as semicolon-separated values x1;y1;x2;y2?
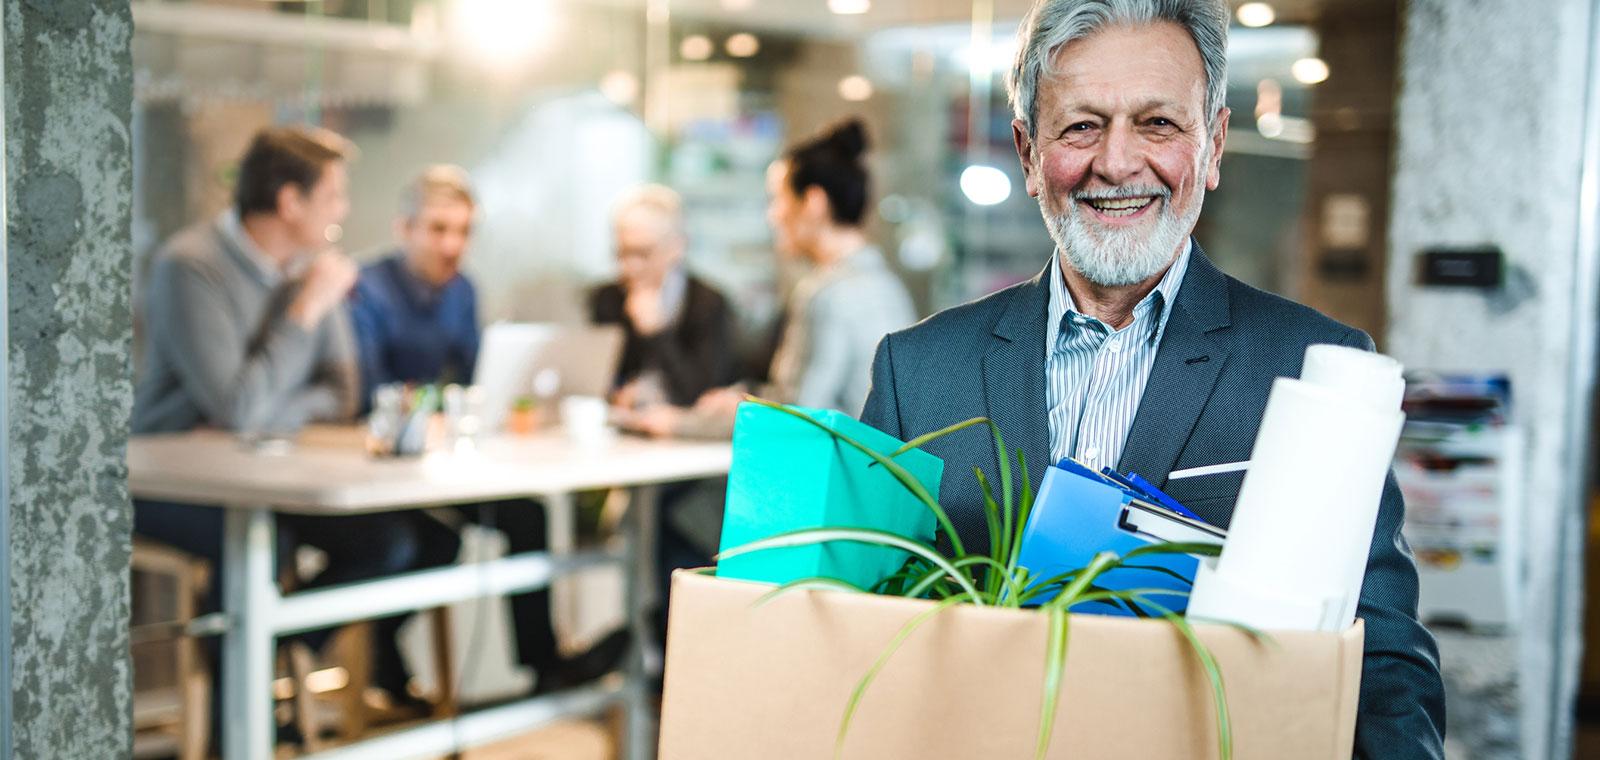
1123;541;1224;560
1009;449;1034;576
1123;593;1233;760
902;554;1019;603
880;414;1011;562
744;397;966;556
835;594;974;759
975;467;1003;593
1045;551;1121;611
753;576;867;607
716;527;986;605
1036;605;1070;760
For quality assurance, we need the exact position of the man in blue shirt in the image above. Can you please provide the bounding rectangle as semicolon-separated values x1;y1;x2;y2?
349;165;480;409
349;166;627;703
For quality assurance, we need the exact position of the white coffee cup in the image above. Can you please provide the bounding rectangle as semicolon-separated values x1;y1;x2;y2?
560;395;612;448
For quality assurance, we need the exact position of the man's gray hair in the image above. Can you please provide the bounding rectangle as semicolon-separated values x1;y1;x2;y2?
1006;0;1230;137
613;183;687;239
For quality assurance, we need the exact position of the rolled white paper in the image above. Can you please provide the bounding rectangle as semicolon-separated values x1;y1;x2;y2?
1186;345;1406;632
1300;343;1405;414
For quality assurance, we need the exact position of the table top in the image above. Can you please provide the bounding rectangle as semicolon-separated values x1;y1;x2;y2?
127;426;733;514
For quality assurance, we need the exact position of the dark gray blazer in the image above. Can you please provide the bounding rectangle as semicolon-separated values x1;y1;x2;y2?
861;244;1445;759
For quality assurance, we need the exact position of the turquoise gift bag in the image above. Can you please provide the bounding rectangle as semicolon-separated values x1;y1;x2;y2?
715;402;944;589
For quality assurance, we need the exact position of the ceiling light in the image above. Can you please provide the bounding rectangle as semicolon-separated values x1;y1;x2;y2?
726;33;760;58
960;165;1012;206
680;34;713;62
829;0;870;15
1291;56;1330;84
451;0;554;68
837;75;874;101
1236;3;1276;28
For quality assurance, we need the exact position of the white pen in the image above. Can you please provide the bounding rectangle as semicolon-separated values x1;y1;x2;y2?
1168;460;1252;480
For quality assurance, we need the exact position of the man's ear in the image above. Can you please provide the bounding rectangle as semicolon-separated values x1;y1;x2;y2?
1012;119;1040;198
276;183;305;221
1206;107;1230;191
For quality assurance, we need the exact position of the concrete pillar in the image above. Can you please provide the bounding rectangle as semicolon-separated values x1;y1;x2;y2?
4;1;134;757
1388;0;1599;757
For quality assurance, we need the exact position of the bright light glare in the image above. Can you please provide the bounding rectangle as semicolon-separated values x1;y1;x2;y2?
452;0;553;67
837;75;874;101
960;165;1012;206
1236;2;1276;28
721;0;754;9
680;34;714;61
600;70;639;105
829;0;871;15
726;33;760;58
957;38;1019;77
1292;57;1330;84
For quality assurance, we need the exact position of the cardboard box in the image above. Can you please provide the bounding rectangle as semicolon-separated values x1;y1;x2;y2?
659;571;1363;760
715;403;943;589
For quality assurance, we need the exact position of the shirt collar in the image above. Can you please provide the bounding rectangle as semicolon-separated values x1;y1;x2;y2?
217;210;288;286
1047;238;1193;351
385;250;459;309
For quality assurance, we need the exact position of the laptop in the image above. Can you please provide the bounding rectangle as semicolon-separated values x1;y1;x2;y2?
473;322;625;433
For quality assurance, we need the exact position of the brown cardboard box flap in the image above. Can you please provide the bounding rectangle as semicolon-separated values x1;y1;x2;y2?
659;570;1364;760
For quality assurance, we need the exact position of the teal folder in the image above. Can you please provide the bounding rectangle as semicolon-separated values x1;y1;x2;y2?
715;402;944;589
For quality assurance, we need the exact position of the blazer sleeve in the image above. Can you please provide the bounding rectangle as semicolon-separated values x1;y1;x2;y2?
1342;328;1447;760
859;333;903;438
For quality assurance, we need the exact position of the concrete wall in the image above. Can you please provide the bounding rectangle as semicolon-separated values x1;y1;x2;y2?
1388;0;1597;757
5;1;134;757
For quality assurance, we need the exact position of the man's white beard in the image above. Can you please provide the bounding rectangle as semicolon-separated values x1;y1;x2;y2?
1043;185;1204;288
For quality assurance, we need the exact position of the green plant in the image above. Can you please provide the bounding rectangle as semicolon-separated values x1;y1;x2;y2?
715;398;1247;760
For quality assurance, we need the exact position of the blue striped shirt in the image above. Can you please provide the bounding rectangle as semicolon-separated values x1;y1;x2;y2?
1045;241;1192;471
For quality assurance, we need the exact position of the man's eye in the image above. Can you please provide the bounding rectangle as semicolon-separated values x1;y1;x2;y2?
1150;118;1175;128
1068;122;1093;132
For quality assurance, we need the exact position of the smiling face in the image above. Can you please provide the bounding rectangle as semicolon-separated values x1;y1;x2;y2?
1013;20;1228;287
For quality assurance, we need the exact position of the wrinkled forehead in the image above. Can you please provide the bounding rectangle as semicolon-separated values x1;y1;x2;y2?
1038;21;1209;120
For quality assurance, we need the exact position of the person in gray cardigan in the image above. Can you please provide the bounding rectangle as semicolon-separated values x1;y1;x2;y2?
133;126;441;740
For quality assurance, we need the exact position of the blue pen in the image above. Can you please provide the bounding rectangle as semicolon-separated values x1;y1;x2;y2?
1124;472;1205;522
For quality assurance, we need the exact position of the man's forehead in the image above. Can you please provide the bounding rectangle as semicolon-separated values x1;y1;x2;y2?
1038;21;1209;110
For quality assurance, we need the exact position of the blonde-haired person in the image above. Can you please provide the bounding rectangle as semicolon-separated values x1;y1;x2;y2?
348;165;631;705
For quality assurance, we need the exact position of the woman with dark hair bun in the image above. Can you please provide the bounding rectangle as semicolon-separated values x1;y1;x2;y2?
763;118;916;414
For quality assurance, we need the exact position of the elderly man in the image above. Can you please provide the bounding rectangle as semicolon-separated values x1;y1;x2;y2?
859;1;1445;757
591;184;736;413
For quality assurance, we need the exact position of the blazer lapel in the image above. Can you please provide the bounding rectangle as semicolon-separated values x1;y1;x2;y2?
982;265;1053;486
1117;245;1232;484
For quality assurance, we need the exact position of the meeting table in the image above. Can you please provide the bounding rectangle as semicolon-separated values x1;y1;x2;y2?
126;424;732;760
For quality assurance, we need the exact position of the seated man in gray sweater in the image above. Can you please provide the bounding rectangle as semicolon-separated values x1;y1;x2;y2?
133;126;439;738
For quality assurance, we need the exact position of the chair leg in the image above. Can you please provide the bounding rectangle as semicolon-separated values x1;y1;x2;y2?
181;653;211;760
336;621;374;741
287;641;323;752
429;607;458;718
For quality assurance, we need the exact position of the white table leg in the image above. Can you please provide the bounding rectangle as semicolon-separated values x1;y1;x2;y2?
623;484;660;760
542;491;577;650
223;507;277;760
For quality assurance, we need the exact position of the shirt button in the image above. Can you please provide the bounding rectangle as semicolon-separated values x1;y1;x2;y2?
1083;447;1101;462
